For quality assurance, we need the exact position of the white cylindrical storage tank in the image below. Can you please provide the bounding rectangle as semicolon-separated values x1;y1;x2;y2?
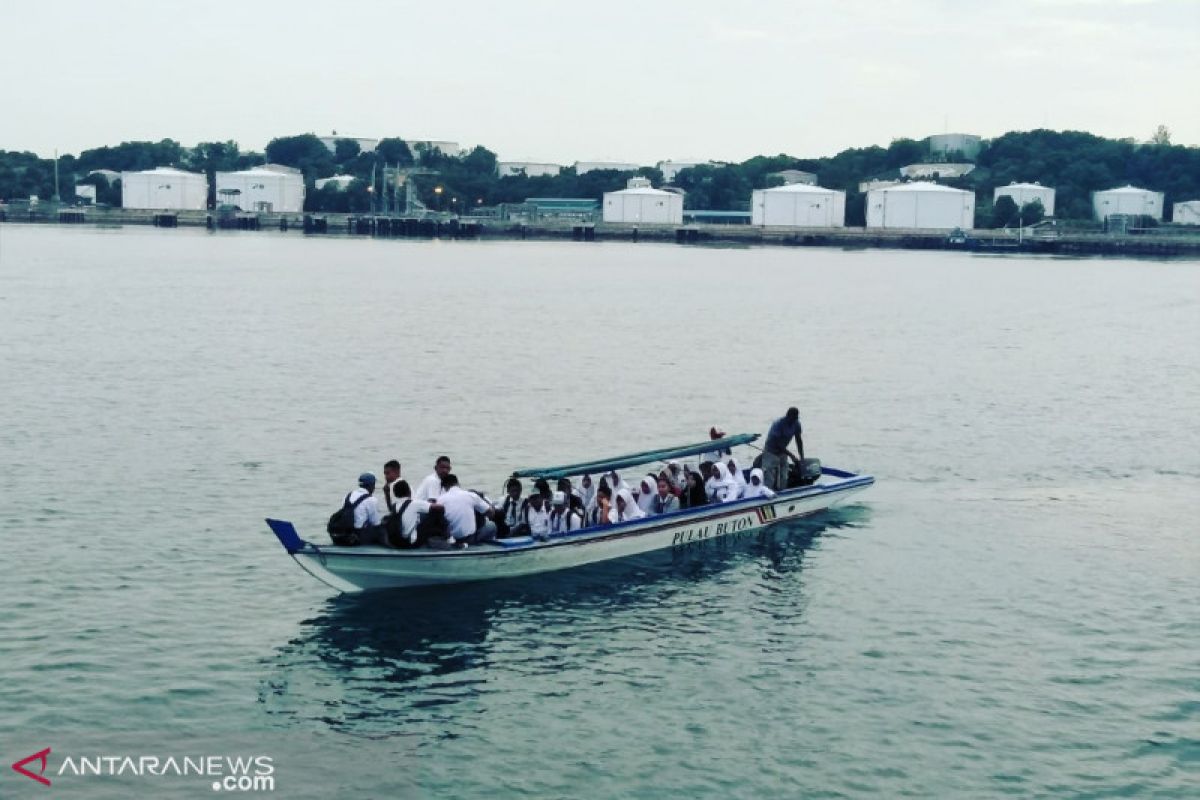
1092;186;1164;221
752;184;845;227
994;182;1055;217
865;181;975;230
121;167;208;210
215;168;305;213
1173;200;1200;225
602;182;683;224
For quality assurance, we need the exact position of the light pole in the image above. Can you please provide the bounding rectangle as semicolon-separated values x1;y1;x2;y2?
434;185;443;214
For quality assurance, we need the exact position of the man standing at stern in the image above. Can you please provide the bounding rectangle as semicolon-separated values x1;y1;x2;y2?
763;407;804;491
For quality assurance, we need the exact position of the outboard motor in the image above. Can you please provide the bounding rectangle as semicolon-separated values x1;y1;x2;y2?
788;458;822;487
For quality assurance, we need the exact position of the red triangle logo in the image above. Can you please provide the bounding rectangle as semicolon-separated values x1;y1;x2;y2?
12;748;51;786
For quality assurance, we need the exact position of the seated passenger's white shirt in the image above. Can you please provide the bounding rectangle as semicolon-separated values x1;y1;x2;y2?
414;472;445;503
550;508;583;534
526;505;551;536
390;495;431;543
741;482;776;500
437;486;490;539
347;487;382;529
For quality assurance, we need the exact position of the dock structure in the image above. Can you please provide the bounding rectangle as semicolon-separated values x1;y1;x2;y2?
3;205;1199;257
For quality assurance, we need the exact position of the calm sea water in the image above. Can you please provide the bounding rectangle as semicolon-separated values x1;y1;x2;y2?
0;224;1197;798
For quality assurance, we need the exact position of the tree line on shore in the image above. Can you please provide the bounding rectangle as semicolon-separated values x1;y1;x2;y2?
1;129;1198;225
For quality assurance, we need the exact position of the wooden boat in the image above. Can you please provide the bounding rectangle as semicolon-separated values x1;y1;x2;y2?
266;434;874;592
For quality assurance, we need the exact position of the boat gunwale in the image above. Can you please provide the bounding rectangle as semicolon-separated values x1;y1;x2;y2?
289;471;874;562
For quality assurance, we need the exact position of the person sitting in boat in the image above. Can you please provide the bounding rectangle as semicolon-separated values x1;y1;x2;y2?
549;491;585;535
607;470;629;495
608;488;646;524
533;478;553;509
431;473;494;548
589;486;612;526
706;463;739;504
348;472;385;544
525;491;551;541
741;468;776;500
636;475;657;514
381;459;403;513
661;462;684;496
578;474;595;508
649;477;679;515
497;478;525;537
385;479;431;548
763;407;804;491
726;457;748;497
569;494;588;529
681;470;708;509
414;456;452;502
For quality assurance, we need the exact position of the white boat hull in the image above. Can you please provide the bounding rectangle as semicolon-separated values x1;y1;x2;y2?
268;469;873;592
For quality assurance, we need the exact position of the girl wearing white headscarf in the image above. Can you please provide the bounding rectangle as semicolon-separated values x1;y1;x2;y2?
578;474;596;509
608;470;629;496
726;457;747;497
741;468;776;499
608;488;646;523
636;475;657;514
706;463;739;504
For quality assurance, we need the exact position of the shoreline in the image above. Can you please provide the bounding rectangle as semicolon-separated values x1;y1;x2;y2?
4;205;1199;257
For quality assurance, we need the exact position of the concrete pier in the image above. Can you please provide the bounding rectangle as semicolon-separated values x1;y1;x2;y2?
3;205;1198;257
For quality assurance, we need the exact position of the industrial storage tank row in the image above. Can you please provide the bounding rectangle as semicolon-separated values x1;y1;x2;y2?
119;166;305;213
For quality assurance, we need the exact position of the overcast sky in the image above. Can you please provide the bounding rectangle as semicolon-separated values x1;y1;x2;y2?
4;0;1197;163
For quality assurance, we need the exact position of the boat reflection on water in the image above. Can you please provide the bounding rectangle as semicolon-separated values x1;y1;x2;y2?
260;505;871;736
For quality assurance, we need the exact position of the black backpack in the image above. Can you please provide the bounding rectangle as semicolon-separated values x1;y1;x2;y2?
385;499;414;548
327;491;371;546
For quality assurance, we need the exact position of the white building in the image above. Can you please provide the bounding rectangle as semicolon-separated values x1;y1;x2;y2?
602;177;683;224
927;133;982;159
900;163;975;179
866;181;975;230
859;178;902;193
1092;185;1164;221
121;167;207;210
497;161;562;178
411;140;462;160
994;182;1056;217
576;160;640;175
768;169;817;186
87;169;121;184
215;167;305;213
314;175;357;191
318;136;379;154
657;160;719;183
74;185;97;204
255;163;302;175
1173;200;1200;224
752;184;845;227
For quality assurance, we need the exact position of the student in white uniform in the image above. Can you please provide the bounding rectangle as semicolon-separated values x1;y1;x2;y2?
497;478;525;537
432;474;493;547
649;477;680;515
525;492;551;541
414;456;452;503
385;479;431;548
706;463;739;504
381;459;403;513
741;468;776;500
578;474;596;509
346;472;384;544
636;475;657;514
607;488;646;524
726;457;748;497
549;491;584;535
